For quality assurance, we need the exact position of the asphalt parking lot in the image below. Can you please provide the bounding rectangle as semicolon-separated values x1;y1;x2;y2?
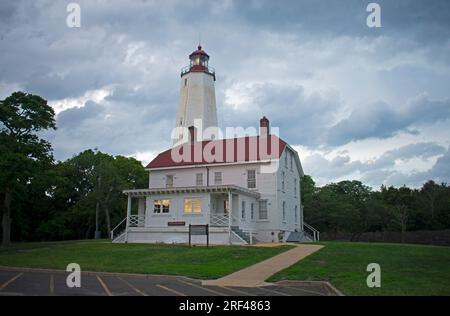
0;268;337;296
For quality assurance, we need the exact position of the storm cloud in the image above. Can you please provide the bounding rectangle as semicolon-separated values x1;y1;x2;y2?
1;0;449;187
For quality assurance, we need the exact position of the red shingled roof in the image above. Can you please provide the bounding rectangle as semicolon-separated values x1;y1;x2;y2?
146;135;287;169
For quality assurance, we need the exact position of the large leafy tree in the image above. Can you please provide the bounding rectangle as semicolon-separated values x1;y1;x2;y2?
38;150;147;240
0;92;56;246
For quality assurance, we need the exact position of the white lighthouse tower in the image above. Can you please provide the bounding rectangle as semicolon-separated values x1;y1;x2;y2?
174;45;218;144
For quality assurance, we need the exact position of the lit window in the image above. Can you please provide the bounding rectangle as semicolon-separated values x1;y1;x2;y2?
154;200;170;214
184;198;201;214
166;175;173;188
259;200;268;220
214;172;222;185
247;170;256;189
196;173;203;186
193;199;201;213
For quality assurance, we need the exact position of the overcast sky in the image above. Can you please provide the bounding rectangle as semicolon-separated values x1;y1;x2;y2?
1;0;450;187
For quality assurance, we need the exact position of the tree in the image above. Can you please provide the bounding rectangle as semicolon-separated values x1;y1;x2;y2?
420;180;447;225
38;150;147;240
381;186;415;243
0;92;56;247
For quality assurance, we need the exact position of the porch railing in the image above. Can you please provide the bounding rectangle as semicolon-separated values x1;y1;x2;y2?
210;214;229;226
129;215;145;227
210;214;256;232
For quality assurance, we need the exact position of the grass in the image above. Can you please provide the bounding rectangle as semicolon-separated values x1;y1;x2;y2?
0;240;291;279
270;241;450;296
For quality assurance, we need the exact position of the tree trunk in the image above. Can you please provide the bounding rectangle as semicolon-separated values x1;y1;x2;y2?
94;200;101;239
104;205;111;235
2;189;12;247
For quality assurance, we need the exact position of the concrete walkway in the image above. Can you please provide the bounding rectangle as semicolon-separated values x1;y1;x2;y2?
202;244;323;287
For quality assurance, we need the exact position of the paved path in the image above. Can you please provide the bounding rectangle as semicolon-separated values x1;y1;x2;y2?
0;266;337;296
203;244;323;287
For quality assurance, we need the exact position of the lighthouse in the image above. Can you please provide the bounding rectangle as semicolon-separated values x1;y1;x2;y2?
174;45;218;145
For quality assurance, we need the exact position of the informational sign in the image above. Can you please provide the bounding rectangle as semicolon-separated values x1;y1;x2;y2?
189;224;209;247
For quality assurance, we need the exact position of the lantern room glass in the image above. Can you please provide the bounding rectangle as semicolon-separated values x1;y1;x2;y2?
190;54;209;67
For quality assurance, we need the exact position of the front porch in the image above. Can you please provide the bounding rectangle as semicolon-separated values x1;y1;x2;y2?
111;185;260;245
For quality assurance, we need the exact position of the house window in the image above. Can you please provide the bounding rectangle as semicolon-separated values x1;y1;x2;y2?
184;78;187;86
247;170;256;189
295;205;298;223
166;175;173;188
184;198;201;214
290;153;293;171
251;203;254;220
282;201;286;222
214;172;222;185
294;179;297;197
196;173;203;186
285;152;288;168
154;199;170;214
259;200;268;220
241;200;246;219
281;171;285;192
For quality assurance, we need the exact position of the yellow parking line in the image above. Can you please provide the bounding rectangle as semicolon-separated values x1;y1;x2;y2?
156;284;186;296
49;275;55;295
178;279;226;296
117;277;148;296
0;272;23;291
96;275;113;296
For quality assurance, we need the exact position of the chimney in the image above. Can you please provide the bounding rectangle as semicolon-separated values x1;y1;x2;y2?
188;125;197;143
260;116;269;137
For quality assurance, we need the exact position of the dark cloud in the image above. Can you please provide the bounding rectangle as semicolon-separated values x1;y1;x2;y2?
328;96;450;146
1;0;450;186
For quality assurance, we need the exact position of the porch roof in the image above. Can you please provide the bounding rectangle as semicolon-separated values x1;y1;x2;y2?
123;185;260;198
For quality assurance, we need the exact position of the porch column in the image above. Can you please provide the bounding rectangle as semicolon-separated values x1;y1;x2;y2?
228;190;232;245
125;194;132;243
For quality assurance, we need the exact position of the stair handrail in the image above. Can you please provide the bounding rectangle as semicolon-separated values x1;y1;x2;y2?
230;214;256;232
303;222;320;242
110;217;127;240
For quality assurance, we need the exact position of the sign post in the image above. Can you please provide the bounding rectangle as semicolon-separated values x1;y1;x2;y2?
189;224;209;248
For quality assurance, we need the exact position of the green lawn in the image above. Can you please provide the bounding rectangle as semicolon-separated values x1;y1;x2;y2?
270;241;450;296
0;240;291;279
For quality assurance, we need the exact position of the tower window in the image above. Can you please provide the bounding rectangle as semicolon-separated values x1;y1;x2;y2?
184;78;187;86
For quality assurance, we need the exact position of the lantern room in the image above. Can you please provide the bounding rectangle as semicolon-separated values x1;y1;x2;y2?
181;45;215;80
